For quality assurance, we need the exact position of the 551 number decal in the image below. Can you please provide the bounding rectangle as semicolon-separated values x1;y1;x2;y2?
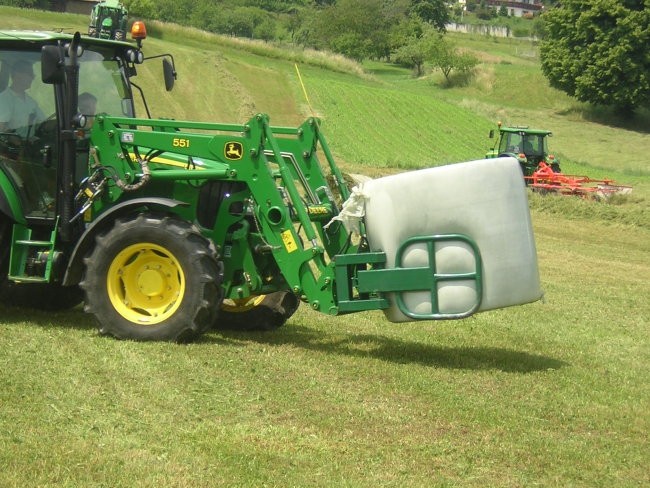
172;138;191;149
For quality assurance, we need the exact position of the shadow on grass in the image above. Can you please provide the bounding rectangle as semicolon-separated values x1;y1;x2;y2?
0;303;95;330
558;104;650;134
209;324;567;373
2;305;566;373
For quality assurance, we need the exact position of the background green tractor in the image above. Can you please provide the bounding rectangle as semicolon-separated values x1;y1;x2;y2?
87;0;128;40
486;123;561;180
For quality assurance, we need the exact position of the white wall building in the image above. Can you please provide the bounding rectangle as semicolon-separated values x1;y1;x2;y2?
486;0;544;18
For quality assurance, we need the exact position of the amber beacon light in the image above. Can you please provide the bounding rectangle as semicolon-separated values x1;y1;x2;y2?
131;21;147;40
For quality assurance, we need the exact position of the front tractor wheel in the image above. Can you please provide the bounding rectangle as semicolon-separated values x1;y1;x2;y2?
81;214;223;342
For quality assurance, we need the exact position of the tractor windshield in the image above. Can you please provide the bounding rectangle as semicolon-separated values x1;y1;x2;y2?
77;46;134;121
499;132;547;159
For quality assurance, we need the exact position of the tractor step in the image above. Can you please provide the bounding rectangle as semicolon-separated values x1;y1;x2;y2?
8;223;57;282
15;239;54;246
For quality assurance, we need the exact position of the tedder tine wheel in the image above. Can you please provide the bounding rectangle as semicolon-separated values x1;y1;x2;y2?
81;213;223;342
216;291;299;331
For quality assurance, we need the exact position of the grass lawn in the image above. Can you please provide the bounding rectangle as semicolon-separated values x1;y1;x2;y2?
1;209;648;487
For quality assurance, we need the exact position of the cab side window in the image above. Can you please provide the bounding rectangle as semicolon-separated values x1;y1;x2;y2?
0;54;57;218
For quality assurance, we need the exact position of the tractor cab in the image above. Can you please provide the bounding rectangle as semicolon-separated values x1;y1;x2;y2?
0;35;138;222
487;124;560;179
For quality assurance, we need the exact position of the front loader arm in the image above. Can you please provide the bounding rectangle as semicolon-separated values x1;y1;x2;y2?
86;113;350;312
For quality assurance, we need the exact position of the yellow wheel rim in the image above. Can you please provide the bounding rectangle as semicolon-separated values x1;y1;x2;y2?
107;243;185;325
221;295;266;313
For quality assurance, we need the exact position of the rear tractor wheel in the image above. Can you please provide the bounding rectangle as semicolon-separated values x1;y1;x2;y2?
216;291;299;331
81;213;223;342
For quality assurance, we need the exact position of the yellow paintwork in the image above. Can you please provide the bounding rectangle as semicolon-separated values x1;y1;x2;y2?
221;295;266;313
107;242;185;324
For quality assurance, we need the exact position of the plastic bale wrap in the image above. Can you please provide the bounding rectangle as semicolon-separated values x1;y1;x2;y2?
360;157;542;322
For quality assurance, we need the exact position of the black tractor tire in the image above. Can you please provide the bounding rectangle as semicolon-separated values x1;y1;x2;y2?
216;291;299;331
80;213;223;342
551;163;561;173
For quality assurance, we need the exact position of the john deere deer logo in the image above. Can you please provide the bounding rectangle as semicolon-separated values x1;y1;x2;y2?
224;142;243;161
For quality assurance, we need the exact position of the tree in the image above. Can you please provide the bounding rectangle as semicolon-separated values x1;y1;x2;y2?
429;36;478;84
121;0;156;20
0;0;49;7
540;0;650;112
309;0;391;61
393;29;438;76
388;15;426;61
253;18;277;41
131;0;193;23
393;31;478;82
222;7;267;38
411;0;450;32
475;0;496;20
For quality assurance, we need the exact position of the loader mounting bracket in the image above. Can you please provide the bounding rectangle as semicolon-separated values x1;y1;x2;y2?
335;234;483;319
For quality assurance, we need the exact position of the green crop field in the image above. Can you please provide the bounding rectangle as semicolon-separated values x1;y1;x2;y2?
1;7;648;487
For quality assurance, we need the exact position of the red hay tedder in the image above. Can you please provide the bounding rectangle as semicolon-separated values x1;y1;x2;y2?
526;162;633;200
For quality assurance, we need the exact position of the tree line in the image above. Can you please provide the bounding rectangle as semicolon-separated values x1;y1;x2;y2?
1;0;648;112
123;0;451;62
120;0;478;85
126;0;650;111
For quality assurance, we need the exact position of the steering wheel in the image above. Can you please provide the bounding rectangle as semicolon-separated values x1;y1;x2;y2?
35;113;58;140
0;129;25;158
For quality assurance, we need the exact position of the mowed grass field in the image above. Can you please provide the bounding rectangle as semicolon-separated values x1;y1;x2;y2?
1;7;649;487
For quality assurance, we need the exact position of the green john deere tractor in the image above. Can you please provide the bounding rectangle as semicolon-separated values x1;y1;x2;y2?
87;0;129;41
0;23;542;342
486;123;561;180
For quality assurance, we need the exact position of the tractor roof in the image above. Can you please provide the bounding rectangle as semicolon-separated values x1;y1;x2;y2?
500;126;553;136
0;30;135;48
95;0;128;10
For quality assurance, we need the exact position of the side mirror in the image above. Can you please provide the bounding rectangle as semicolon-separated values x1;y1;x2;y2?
488;129;494;139
41;45;64;84
163;58;176;92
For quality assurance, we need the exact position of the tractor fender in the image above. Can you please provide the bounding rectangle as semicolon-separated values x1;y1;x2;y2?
62;197;189;286
0;169;27;224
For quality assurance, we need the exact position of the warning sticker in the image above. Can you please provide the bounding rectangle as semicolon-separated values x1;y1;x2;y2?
281;229;298;253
